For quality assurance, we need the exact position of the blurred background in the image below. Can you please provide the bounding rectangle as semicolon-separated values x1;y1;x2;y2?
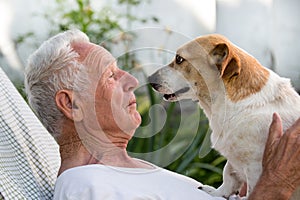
0;0;299;188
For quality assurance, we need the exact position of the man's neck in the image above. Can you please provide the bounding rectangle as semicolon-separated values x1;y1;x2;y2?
57;127;153;176
58;140;98;176
58;143;154;176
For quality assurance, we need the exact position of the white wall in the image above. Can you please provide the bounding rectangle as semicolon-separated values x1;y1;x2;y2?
216;0;300;90
271;0;300;88
0;0;299;90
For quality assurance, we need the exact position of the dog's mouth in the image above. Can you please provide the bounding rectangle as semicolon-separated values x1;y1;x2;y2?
163;87;190;101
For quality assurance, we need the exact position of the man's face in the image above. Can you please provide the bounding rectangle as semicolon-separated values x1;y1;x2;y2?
81;44;141;140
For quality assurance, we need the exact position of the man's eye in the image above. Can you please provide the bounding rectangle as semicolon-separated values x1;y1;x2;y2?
109;72;114;78
175;55;185;64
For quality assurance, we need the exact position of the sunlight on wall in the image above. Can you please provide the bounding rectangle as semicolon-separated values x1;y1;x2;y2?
0;1;23;72
0;1;13;54
217;0;273;7
174;0;216;32
257;0;273;7
217;0;240;7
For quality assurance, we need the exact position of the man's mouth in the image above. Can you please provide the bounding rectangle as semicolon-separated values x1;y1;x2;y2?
128;99;137;107
163;87;190;101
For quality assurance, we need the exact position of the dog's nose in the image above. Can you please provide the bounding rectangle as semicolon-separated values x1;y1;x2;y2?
149;83;162;90
148;74;161;90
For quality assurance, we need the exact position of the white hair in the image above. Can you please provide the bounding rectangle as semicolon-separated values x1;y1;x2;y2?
25;29;90;140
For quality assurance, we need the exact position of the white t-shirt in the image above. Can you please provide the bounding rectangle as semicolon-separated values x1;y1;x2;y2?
54;160;225;200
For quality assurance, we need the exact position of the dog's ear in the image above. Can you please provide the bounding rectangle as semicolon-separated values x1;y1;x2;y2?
210;43;241;80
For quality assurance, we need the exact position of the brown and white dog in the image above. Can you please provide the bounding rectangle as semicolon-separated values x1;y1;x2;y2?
148;34;300;199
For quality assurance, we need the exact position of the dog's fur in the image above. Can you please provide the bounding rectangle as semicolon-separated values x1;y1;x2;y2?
148;34;300;199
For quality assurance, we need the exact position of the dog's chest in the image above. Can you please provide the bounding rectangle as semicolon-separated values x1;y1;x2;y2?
209;105;272;165
209;90;300;167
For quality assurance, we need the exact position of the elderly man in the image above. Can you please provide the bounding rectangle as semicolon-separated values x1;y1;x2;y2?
25;29;300;200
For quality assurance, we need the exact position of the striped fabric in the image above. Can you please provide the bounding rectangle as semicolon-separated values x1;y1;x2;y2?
0;67;60;199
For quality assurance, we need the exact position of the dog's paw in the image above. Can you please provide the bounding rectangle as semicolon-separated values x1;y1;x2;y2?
198;185;240;199
198;185;219;196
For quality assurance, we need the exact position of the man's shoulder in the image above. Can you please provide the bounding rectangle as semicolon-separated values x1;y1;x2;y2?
53;165;118;199
58;164;109;180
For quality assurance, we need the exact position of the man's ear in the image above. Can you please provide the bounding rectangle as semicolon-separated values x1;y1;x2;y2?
210;43;241;80
55;90;83;122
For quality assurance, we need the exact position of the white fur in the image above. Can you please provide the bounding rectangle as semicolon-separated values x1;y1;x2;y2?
203;69;300;198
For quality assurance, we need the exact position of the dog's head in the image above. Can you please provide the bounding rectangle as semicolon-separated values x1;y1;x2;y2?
148;34;243;104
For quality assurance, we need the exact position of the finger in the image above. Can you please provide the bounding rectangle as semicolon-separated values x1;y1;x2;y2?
266;113;283;148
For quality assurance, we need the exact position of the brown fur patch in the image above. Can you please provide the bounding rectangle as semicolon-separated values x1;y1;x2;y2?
223;47;270;102
196;34;270;102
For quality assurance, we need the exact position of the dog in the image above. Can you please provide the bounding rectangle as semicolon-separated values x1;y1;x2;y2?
148;34;300;199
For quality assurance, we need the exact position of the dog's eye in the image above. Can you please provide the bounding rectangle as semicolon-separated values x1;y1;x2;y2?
175;55;185;64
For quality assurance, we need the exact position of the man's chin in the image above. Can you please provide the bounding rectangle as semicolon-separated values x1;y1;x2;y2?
133;112;142;127
124;111;142;133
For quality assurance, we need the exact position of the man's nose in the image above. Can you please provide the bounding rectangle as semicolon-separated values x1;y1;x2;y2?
122;71;139;92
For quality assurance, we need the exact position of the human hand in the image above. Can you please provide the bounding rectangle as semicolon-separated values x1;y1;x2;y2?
262;112;300;192
248;113;300;200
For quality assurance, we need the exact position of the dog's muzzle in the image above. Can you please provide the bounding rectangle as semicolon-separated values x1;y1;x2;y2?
162;86;190;101
148;74;190;101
